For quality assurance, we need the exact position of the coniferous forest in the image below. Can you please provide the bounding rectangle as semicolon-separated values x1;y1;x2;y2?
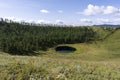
0;18;97;55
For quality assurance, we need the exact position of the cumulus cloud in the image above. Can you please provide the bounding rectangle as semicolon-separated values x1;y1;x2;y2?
37;20;45;24
37;20;51;24
4;16;16;20
94;18;120;25
114;18;120;22
3;16;22;22
56;20;64;25
81;4;120;16
80;18;93;23
79;18;93;26
78;18;120;25
96;18;112;24
58;10;63;13
82;4;103;15
110;18;120;24
27;20;36;23
40;9;49;14
103;6;120;14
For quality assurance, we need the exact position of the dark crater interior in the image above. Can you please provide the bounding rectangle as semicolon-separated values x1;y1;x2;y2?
55;46;76;53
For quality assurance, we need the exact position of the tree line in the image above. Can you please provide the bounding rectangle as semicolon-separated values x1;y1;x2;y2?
0;18;98;55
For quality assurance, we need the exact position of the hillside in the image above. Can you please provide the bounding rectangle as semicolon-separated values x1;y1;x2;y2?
45;29;120;61
0;20;97;55
101;29;120;59
0;20;120;79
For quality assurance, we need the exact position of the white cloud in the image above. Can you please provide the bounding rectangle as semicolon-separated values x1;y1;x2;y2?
3;16;120;25
81;4;120;16
40;9;49;14
96;18;112;24
27;20;36;23
80;18;92;23
3;16;22;22
103;6;120;14
36;20;51;24
78;18;120;25
78;18;93;26
4;16;16;20
114;18;120;22
94;18;120;25
58;10;63;13
37;20;45;23
56;20;64;25
82;4;103;15
112;18;120;24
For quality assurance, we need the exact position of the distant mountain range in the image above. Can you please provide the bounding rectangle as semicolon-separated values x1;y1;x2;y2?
93;24;120;28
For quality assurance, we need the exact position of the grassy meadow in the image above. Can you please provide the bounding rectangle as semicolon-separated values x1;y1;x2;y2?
0;28;120;80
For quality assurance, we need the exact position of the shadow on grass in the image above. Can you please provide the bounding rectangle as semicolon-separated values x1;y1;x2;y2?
5;50;47;56
112;53;120;58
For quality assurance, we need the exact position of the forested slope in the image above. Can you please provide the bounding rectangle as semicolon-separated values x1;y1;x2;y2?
0;19;97;54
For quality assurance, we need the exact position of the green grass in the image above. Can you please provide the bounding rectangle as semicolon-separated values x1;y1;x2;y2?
0;28;120;80
0;53;120;80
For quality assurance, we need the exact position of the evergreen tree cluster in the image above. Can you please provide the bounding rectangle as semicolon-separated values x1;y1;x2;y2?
0;19;97;55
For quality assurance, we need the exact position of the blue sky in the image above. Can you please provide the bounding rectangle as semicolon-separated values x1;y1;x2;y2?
0;0;120;25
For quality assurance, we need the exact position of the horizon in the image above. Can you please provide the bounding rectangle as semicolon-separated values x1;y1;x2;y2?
0;0;120;26
1;17;120;27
